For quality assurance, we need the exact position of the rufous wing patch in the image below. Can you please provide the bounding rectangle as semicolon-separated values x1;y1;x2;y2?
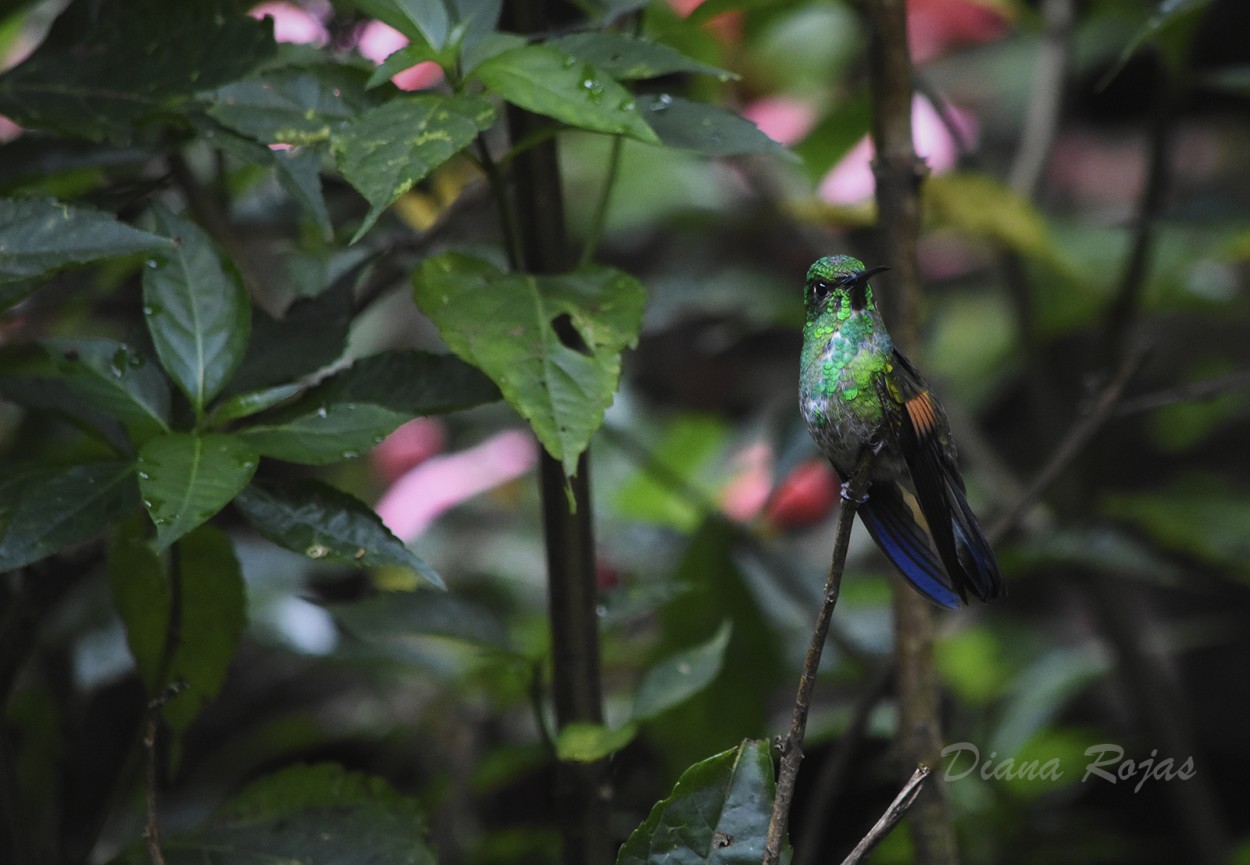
905;391;938;438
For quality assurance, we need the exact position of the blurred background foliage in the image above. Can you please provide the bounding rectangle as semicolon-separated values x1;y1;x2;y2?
2;0;1250;863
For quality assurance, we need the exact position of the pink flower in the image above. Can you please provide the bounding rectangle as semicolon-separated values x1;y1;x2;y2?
719;441;773;522
0;116;23;144
370;418;446;482
356;20;444;92
374;429;538;541
819;95;977;205
248;1;330;46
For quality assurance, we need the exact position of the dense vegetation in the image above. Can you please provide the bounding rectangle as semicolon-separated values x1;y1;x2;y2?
1;0;1248;863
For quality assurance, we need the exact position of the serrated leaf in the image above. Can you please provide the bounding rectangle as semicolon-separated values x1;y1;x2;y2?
556;721;639;763
617;739;778;865
0;461;136;570
333;93;494;242
472;45;659;144
413;253;646;476
143;207;251;412
236;402;411;465
633;620;732;721
45;337;171;442
162;524;246;754
107;515;169;693
235;477;443;588
551;32;735;81
208;66;374;146
303;350;499;415
637;94;791;158
0;0;275;142
162;763;435;865
137;433;259;550
0;197;169;283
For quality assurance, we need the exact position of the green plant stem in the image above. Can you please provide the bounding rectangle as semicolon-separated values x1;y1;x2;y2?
765;450;874;865
501;3;611;863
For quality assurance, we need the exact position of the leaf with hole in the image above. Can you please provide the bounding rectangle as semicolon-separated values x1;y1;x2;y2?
617;739;778;865
413;253;645;476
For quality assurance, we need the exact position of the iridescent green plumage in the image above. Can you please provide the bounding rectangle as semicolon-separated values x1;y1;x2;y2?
799;255;1004;608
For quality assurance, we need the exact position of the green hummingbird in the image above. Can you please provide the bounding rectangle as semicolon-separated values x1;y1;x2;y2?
799;255;1004;608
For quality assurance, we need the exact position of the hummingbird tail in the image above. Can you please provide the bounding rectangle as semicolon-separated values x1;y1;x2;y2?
858;483;963;610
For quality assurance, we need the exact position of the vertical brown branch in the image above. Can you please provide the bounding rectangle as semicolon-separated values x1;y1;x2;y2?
502;5;610;865
863;2;960;864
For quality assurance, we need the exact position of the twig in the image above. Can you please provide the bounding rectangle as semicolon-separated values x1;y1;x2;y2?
838;765;931;865
764;449;875;865
986;341;1147;545
1007;0;1074;197
143;682;187;865
1114;369;1250;416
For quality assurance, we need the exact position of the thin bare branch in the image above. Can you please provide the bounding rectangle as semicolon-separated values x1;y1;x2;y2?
764;449;875;865
839;766;932;865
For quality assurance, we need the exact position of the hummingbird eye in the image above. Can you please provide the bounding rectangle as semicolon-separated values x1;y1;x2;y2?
811;280;831;301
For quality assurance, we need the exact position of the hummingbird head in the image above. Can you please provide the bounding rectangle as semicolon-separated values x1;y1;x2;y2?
804;256;890;318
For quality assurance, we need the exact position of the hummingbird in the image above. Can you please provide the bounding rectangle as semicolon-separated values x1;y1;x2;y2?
799;255;1004;608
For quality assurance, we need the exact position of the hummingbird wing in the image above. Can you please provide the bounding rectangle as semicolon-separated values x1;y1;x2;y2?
888;349;1005;603
858;482;963;609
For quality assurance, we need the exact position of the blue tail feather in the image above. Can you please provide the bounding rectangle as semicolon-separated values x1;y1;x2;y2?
858;484;963;610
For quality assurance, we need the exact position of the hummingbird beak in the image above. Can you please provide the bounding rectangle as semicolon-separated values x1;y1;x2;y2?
845;265;890;310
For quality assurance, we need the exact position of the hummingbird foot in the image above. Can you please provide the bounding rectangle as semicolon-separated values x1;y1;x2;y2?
839;480;869;504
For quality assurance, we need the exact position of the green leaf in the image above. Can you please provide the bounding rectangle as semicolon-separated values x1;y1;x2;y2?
1100;0;1214;87
235;477;443;588
225;274;355;395
414;254;644;476
637;94;790;158
208;66;375;146
162;524;246;751
617;739;778;865
633;620;732;721
0;461;136;571
0;197;169;283
236;402;411;465
556;721;639;763
366;44;441;89
209;383;304;425
107;515;169;693
613;414;727;531
0;0;275;142
472;45;660;144
550;32;735;81
137;433;259;551
333;93;494;241
45;338;171;442
144;207;251;412
272;147;333;239
303;350;499;415
163;763;435;865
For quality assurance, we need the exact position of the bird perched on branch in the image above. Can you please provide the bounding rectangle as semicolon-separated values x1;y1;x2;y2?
799;255;1004;608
